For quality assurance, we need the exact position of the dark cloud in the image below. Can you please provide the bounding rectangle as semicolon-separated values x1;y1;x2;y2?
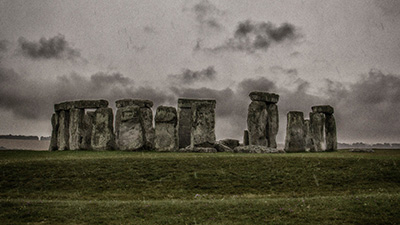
270;66;298;76
0;40;9;52
18;34;81;60
191;0;224;33
169;66;217;84
0;67;174;120
143;26;157;34
375;0;400;17
201;20;301;54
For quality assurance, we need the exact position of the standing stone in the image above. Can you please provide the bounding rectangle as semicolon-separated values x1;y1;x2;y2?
69;108;85;150
285;111;306;152
91;108;114;150
81;112;94;150
140;107;155;149
243;130;249;146
115;105;144;151
247;101;268;146
115;99;154;151
155;106;178;151
325;114;337;151
57;110;70;151
178;99;216;149
310;112;326;152
191;102;216;147
49;113;59;151
303;119;314;152
266;103;279;148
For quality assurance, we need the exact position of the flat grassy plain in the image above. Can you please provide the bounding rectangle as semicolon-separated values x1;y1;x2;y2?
1;149;399;224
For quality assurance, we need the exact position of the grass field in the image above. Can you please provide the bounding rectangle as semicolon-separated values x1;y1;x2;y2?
1;149;399;224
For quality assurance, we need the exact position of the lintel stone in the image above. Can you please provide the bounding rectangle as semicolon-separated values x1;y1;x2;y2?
54;100;108;111
311;105;334;114
178;98;216;108
115;99;153;108
249;91;279;103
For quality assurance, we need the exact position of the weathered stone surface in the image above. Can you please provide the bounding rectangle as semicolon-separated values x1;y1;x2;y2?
155;106;178;152
155;106;177;123
325;114;337;151
115;105;144;151
233;145;285;153
303;119;314;152
266;103;279;148
218;139;240;149
247;101;268;146
91;108;114;150
69;108;85;150
49;113;59;151
140;107;154;149
311;105;334;114
214;143;233;152
178;98;216;149
57;110;70;150
285;111;306;152
243;130;249;146
310;112;326;152
178;98;216;108
115;99;153;108
191;102;216;147
249;92;279;103
178;107;192;148
54;100;108;111
179;146;217;153
81;112;94;150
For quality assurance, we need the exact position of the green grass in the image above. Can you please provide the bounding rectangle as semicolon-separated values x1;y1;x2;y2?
1;149;399;224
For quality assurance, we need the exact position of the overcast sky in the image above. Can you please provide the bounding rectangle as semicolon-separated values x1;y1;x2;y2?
0;0;399;144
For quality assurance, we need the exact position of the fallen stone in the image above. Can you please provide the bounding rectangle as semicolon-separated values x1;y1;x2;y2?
311;105;334;114
191;102;216;147
249;91;279;103
214;143;233;152
348;148;375;153
233;145;285;153
247;101;268;146
179;146;217;153
284;111;306;152
115;99;153;108
218;139;240;149
91;108;115;150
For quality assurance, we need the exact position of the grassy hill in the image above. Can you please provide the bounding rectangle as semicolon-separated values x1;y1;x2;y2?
1;150;399;224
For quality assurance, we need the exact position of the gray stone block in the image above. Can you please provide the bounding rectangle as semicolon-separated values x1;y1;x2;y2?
284;111;306;152
249;91;279;103
247;101;268;146
311;105;334;114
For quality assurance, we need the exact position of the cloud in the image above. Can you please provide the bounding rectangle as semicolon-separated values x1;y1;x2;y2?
375;0;400;17
169;66;217;84
270;66;298;76
201;20;301;54
191;0;224;33
18;34;81;60
0;67;174;120
143;26;157;34
0;40;9;53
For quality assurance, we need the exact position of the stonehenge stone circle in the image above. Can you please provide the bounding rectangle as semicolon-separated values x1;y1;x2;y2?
49;99;113;151
247;92;279;148
155;106;178;151
177;98;216;149
115;99;154;151
284;111;306;152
